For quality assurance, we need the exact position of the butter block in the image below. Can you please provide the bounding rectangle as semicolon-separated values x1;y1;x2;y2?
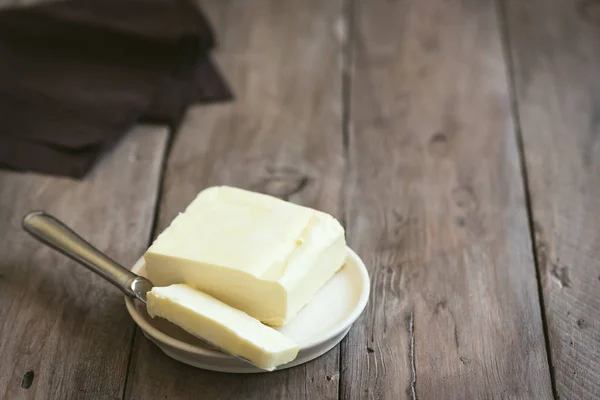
145;186;347;326
147;284;299;371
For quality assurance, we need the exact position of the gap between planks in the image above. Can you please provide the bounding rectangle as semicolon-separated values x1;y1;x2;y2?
494;0;559;397
494;0;558;397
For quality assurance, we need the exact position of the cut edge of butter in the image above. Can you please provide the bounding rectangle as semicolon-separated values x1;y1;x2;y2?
147;284;300;371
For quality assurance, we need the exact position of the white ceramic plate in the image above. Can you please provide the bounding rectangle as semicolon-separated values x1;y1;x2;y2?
124;247;370;373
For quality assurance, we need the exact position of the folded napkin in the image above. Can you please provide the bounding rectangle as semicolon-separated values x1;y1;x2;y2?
0;0;232;178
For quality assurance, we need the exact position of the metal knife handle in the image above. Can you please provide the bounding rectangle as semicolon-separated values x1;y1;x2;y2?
22;210;151;302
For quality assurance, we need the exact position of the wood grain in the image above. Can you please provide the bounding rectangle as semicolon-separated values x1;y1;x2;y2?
0;126;168;400
123;0;345;399
340;0;553;398
503;0;600;398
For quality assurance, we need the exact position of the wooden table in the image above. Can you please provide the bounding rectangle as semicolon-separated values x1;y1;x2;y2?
1;0;599;398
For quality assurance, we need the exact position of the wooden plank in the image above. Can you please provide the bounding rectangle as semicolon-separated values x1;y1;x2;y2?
0;126;168;400
503;0;600;397
340;0;554;398
123;0;344;399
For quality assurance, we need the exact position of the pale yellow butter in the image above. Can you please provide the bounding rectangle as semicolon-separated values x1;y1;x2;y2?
147;284;299;371
145;186;347;326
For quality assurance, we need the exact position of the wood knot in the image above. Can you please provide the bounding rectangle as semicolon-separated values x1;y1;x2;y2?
579;0;600;24
551;263;572;288
434;300;447;314
451;186;479;213
21;371;34;389
367;346;375;353
576;319;587;329
429;132;448;156
250;167;310;201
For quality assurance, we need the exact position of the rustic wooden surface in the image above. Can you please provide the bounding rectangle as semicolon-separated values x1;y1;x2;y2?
503;0;600;398
0;126;168;399
341;0;553;398
1;0;599;399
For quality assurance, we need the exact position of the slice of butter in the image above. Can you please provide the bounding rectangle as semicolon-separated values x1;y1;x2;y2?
147;284;299;371
145;186;347;326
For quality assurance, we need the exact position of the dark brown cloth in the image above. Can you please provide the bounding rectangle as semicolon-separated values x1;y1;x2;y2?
0;0;232;178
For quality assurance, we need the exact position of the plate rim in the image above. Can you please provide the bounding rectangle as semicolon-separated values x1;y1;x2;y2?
124;247;370;359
